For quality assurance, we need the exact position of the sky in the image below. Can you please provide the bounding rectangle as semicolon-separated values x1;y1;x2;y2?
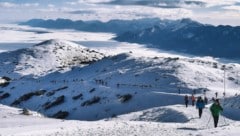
0;0;240;26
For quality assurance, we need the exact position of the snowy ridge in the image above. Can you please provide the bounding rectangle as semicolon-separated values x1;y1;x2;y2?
0;39;240;135
0;39;105;77
16;39;105;77
0;40;240;121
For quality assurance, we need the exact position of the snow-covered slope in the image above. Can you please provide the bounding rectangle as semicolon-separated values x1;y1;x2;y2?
111;104;233;127
0;40;240;121
1;104;240;136
0;39;105;78
222;95;240;120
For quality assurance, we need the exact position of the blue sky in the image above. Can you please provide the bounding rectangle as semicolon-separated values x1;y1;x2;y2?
0;0;240;26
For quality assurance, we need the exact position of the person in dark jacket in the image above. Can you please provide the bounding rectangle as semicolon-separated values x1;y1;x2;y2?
184;95;189;107
210;99;223;128
191;94;196;106
215;92;218;98
204;96;208;104
196;96;205;118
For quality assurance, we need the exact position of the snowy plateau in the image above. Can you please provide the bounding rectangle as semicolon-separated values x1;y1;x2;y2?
0;24;240;136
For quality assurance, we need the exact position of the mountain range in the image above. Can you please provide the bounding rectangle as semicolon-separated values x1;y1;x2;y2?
21;18;240;59
115;19;240;59
20;18;162;34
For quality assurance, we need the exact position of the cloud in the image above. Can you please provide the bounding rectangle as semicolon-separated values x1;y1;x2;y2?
68;10;95;14
222;5;240;12
22;3;39;7
78;0;113;3
192;10;240;26
66;2;78;6
66;0;113;5
0;2;17;8
0;2;39;8
90;0;240;9
95;0;206;8
190;0;237;7
37;7;73;13
183;1;206;7
0;0;240;26
83;5;192;21
48;4;55;8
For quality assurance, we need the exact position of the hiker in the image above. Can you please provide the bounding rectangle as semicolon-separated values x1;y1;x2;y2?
193;90;196;94
210;99;223;128
223;92;226;97
191;94;196;106
212;97;215;102
203;89;206;95
184;95;189;107
196;97;205;118
215;92;218;98
204;96;208;104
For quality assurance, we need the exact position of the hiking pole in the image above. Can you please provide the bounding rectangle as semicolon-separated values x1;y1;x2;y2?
222;95;228;126
206;115;212;129
221;112;228;126
223;68;226;105
222;67;228;126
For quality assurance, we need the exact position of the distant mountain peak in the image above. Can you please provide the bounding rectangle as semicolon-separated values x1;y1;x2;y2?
34;39;60;46
34;39;84;48
179;18;195;24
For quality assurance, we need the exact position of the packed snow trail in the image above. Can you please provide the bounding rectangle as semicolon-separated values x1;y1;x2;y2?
1;104;239;136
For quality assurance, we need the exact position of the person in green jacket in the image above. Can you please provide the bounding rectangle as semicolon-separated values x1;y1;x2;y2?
210;99;223;128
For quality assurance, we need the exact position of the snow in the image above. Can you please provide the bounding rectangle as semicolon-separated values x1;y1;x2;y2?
0;24;115;44
1;104;240;136
14;39;105;77
0;24;240;135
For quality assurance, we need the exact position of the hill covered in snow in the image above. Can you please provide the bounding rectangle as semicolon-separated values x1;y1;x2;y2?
0;39;105;78
0;39;240;122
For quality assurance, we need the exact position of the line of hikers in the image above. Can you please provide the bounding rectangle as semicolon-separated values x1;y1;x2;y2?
184;94;223;128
